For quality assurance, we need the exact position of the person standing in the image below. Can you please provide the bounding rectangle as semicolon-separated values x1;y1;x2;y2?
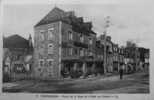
119;63;125;79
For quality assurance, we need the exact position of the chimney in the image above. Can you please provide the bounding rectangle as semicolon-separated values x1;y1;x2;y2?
99;34;105;40
107;36;111;41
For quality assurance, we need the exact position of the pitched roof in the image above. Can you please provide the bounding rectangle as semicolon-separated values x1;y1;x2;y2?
3;34;29;48
35;7;66;27
35;7;96;35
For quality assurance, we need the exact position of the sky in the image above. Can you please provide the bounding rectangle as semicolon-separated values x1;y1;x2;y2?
1;0;154;49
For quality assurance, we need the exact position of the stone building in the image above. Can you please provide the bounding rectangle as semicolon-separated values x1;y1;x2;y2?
34;7;97;79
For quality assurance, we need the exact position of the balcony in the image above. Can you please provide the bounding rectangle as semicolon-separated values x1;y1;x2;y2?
62;42;73;48
73;41;88;48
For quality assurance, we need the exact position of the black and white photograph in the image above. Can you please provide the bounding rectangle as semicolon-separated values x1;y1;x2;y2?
1;0;154;99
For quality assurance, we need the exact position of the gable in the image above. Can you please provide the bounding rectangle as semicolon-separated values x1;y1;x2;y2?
35;7;66;27
3;35;29;48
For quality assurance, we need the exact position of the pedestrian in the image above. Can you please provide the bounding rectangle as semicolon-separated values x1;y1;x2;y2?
119;63;124;80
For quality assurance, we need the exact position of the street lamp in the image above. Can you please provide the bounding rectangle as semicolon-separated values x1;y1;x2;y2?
103;16;110;74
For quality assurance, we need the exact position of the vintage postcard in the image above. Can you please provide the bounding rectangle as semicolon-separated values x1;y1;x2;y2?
0;0;154;100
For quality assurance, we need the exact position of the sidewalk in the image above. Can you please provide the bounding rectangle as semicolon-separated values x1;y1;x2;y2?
2;72;127;88
3;80;35;90
3;72;149;93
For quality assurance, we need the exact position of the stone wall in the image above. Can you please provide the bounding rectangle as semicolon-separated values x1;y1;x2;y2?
34;21;61;79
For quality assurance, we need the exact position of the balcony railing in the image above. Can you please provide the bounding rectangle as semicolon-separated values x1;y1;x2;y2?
73;41;88;48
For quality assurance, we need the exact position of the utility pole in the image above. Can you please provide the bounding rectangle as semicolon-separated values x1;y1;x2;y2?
103;16;110;74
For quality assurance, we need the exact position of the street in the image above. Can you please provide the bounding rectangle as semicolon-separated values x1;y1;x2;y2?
3;72;149;93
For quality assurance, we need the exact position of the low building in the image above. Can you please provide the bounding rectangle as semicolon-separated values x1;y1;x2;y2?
3;34;33;81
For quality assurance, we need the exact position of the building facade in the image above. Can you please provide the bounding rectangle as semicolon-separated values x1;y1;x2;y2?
138;47;150;71
112;43;119;72
33;7;150;80
34;7;97;79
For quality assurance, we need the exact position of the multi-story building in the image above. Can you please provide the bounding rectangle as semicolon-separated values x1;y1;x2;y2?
96;34;114;73
95;38;105;74
138;47;150;71
123;46;150;73
100;35;113;73
112;43;119;72
34;7;96;79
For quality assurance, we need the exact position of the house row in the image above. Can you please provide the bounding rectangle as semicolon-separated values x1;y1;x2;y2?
33;7;150;79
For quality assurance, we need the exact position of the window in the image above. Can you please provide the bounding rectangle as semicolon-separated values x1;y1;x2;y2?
89;38;93;44
40;30;45;41
109;45;112;52
74;48;78;55
114;47;116;52
68;48;73;56
68;31;73;40
48;28;54;40
39;53;43;59
85;49;87;56
89;51;93;56
39;59;44;67
48;44;54;54
101;55;103;59
80;34;84;42
47;59;54;66
80;48;84;56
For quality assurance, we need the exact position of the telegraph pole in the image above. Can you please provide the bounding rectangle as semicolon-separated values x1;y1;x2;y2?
103;16;110;74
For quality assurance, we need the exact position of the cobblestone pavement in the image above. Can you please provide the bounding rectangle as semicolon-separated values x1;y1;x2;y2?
3;72;149;93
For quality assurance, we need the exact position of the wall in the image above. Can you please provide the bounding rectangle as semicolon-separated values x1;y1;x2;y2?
34;21;61;79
